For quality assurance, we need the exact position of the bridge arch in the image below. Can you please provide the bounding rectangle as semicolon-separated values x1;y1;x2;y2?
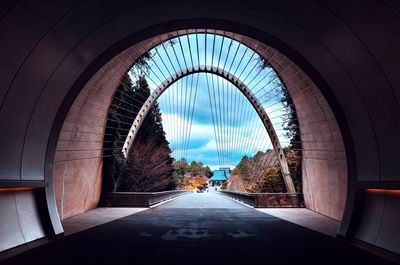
121;65;296;194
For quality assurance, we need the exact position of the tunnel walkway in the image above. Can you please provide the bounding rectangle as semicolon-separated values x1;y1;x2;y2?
4;193;393;265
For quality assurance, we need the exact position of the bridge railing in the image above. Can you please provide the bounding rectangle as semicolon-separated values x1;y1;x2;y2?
219;191;304;208
99;190;191;207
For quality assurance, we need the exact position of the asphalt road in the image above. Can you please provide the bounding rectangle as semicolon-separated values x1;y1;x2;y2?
3;193;394;265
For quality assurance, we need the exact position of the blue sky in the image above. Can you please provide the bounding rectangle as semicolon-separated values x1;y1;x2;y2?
129;33;291;170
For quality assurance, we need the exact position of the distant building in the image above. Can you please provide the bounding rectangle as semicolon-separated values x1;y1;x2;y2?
209;168;231;187
220;167;231;176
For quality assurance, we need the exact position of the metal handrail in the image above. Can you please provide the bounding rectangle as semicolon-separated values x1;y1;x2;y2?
219;190;303;208
100;190;191;207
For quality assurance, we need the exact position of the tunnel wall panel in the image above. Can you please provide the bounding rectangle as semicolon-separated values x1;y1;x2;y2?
0;0;82;180
20;2;123;181
0;190;45;252
355;190;400;254
319;1;400;182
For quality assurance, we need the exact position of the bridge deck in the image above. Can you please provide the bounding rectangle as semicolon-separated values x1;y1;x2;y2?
4;193;393;264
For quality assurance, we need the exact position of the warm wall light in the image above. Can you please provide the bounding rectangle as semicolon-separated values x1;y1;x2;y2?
367;189;400;194
0;188;34;192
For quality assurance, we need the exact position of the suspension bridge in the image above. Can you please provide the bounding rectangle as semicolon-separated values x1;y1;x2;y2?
102;31;302;194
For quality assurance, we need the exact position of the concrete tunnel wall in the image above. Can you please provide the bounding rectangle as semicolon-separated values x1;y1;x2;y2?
52;33;179;220
53;29;348;222
0;0;400;255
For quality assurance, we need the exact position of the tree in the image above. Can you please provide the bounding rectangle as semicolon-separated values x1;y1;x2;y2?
233;56;303;193
280;82;302;192
103;73;175;192
118;140;175;191
103;74;137;192
220;181;228;190
171;159;213;190
173;158;189;176
116;76;174;192
233;151;285;193
188;161;202;176
203;166;213;178
236;155;250;180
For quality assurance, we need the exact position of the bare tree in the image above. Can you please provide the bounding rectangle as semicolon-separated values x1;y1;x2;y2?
114;139;174;192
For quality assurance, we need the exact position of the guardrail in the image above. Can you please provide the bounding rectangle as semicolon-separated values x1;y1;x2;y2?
219;191;304;208
99;190;191;207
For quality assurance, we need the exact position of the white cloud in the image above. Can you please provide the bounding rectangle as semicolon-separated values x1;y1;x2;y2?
162;112;279;166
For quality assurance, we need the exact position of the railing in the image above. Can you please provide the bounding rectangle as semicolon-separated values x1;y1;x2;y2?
99;190;191;207
219;191;304;208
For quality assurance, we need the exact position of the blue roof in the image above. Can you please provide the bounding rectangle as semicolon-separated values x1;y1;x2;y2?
209;169;231;181
220;168;231;178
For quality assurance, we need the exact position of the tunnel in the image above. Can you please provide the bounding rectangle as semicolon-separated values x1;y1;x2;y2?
0;0;399;263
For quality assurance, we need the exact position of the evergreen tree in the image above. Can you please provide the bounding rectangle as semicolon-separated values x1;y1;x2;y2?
117;76;174;191
280;83;302;192
103;75;137;192
103;74;175;192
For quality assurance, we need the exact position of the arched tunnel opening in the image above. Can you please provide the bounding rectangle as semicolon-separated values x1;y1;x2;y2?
1;1;400;264
52;30;347;222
